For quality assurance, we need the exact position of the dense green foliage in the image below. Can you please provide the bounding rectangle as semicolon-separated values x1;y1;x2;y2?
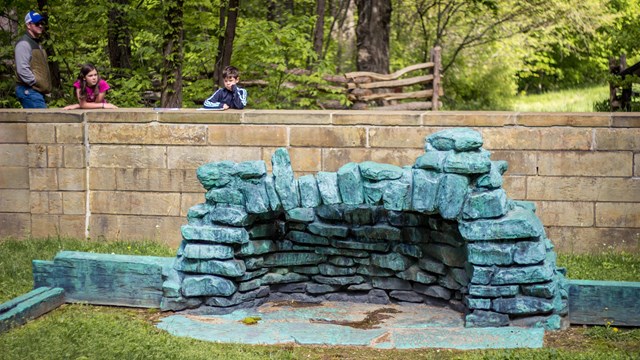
2;0;639;110
1;237;639;359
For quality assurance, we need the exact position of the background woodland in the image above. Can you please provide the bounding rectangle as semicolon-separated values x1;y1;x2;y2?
1;0;639;110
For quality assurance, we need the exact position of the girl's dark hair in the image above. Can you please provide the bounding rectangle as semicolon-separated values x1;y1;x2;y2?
77;63;100;100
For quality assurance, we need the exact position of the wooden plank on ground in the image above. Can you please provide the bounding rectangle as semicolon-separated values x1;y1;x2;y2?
568;279;640;326
33;251;174;308
0;287;65;333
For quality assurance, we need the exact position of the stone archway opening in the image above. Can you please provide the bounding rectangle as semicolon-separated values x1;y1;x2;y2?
162;128;568;330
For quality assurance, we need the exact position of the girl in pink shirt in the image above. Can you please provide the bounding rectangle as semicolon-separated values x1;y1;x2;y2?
63;64;118;109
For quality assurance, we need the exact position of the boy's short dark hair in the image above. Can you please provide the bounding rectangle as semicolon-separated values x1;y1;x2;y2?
223;66;240;79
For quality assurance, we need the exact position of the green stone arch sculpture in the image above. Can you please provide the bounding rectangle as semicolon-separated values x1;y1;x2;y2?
162;128;568;330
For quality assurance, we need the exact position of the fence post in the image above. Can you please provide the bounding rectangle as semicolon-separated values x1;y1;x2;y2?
431;46;442;111
609;56;619;111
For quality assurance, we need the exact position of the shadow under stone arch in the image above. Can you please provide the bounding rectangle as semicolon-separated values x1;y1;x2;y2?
162;128;568;330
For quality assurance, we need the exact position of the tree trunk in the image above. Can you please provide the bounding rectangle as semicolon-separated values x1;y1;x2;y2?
107;0;132;71
36;0;61;92
160;0;184;107
312;0;326;62
213;3;227;87
355;0;391;74
215;0;239;88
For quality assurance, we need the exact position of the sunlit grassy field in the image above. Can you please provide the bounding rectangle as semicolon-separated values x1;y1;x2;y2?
513;85;609;112
1;237;639;359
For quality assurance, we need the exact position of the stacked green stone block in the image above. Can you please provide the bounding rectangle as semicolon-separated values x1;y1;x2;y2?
162;128;568;330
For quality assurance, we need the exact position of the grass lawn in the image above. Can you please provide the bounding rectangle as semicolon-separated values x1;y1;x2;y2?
1;237;639;359
512;85;608;112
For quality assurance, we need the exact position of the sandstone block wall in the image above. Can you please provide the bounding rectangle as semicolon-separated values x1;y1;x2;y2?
0;109;638;254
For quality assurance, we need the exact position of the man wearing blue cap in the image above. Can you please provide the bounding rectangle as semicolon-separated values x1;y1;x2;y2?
14;10;52;108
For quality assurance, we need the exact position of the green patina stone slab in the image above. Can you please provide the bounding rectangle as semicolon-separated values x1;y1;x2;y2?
187;203;210;222
298;175;321;208
261;272;309;284
308;222;349;238
319;263;357;276
237;268;269;282
181;225;249;244
513;240;547;265
459;207;544;241
315;247;369;258
387;211;428;227
492;296;555;315
313;275;365;286
205;187;245;205
491;263;554;285
176;258;246;277
332;240;390;252
359;161;403;181
462;189;509;220
522;282;557;299
467;241;514;266
33;252;172;308
466;297;492;310
328;256;355;267
263;252;326;267
315;204;343;221
285;207;316;223
206;286;268;307
396;265;437;284
443;150;491;175
209;204;252;226
411;169;440;213
382;168;412;211
248;223;277;239
393;244;423;258
363;180;385;205
352;225;401;242
417;257;446;275
235;160;267;179
0;287;65;333
423;243;466;267
344;205;381;225
183;243;234;260
272;148;300;210
316;172;341;205
414;150;448;171
428;128;483;152
286;231;329;246
337;162;364;205
196;161;238;190
240;180;270;214
264;176;283;211
237;279;263;293
181;275;237;297
238;240;277;256
372;278;412;290
356;265;395;276
436;174;469;219
465;310;510;327
370;253;412;271
476;160;508;189
468;284;520;297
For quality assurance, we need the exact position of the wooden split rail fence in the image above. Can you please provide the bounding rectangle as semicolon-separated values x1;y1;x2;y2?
241;47;444;110
344;46;443;110
609;54;640;111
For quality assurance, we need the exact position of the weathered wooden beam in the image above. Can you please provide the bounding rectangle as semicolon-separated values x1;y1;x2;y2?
0;287;65;333
360;89;434;101
33;251;174;308
568;279;640;326
353;75;434;90
345;62;434;81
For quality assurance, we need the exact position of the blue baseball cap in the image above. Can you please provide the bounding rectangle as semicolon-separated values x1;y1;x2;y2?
25;10;44;24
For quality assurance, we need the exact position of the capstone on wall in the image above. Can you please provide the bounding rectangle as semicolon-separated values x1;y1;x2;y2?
0;109;638;254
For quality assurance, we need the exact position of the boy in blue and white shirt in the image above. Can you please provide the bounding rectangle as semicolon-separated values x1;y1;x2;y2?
203;65;248;110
